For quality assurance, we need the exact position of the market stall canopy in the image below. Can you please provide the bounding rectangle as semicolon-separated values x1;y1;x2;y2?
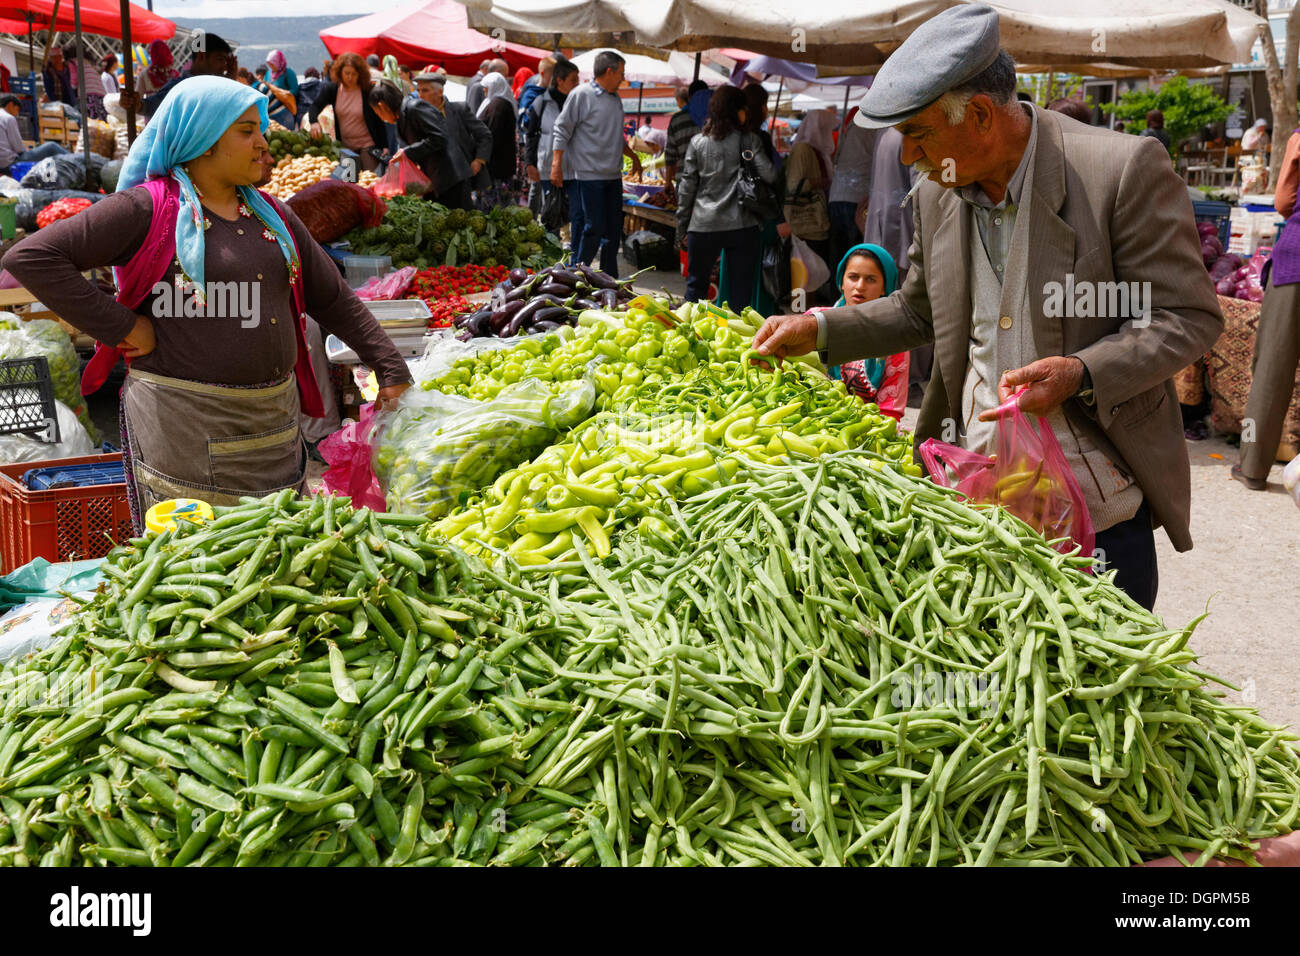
320;0;548;76
0;0;175;43
457;0;1263;70
569;49;728;86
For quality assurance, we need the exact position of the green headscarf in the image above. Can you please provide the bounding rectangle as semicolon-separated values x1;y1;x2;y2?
829;243;900;391
383;55;402;86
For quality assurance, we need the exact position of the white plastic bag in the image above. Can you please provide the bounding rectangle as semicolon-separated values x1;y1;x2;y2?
1283;454;1300;509
790;235;830;293
0;400;93;464
0;598;80;664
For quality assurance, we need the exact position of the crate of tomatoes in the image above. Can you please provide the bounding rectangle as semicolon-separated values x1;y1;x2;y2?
408;264;519;329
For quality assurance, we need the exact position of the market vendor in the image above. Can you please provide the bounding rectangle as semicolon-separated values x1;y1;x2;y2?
752;3;1223;610
2;76;411;529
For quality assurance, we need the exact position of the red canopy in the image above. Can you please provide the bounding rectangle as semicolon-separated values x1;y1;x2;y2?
320;0;547;75
0;0;175;43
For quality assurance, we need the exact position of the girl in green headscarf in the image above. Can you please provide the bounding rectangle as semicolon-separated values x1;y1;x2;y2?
825;242;910;420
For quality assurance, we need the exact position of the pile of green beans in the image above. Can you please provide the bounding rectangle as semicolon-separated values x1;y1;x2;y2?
0;490;549;867
2;451;1297;866
453;450;1299;865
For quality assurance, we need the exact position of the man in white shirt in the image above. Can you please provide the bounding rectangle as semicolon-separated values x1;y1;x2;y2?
0;94;68;177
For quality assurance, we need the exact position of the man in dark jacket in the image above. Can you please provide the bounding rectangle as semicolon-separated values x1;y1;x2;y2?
369;78;490;211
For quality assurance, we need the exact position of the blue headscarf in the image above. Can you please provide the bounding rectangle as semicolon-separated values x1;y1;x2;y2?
830;242;900;390
117;75;297;298
687;87;711;127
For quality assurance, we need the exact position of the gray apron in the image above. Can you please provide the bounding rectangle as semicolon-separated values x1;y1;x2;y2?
122;368;306;515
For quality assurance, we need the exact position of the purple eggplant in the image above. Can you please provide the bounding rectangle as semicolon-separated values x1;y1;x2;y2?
489;309;515;335
536;281;573;298
572;296;599;311
509;267;530;286
578;263;618;289
466;310;493;336
598;288;619;310
505;312;530;337
533;319;564;332
455;329;474;342
530;305;570;327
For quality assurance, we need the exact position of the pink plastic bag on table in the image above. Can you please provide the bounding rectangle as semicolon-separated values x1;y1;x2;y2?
319;402;386;512
918;390;1095;560
354;266;417;301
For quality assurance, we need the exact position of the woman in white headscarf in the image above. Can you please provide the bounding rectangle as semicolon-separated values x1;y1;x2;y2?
476;71;516;118
780;108;837;299
476;71;523;210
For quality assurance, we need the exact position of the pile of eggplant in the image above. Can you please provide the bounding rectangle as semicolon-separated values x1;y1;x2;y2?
453;264;639;340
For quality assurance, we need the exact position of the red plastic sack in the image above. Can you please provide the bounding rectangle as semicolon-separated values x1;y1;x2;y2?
319;402;386;512
286;180;387;243
372;152;432;199
918;391;1095;559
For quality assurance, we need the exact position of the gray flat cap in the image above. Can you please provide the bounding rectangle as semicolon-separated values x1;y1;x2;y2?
413;73;446;85
855;3;1001;129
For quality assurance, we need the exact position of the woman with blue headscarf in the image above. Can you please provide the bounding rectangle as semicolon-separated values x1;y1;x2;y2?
820;243;910;420
3;76;410;527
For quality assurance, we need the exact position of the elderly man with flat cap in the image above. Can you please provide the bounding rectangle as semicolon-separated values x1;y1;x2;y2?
754;4;1222;609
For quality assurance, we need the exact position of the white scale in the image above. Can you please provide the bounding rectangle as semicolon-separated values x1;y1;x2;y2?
325;299;433;364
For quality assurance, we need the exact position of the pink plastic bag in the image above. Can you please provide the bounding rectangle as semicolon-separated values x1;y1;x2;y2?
918;392;1095;559
372;152;432;199
355;266;417;301
319;403;387;512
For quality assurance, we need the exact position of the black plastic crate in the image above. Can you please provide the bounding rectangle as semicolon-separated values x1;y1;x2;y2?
0;355;60;443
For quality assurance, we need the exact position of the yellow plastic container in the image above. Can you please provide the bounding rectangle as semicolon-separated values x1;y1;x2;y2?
145;498;214;534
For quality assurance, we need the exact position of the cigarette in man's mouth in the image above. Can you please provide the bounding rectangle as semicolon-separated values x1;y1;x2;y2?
899;175;926;208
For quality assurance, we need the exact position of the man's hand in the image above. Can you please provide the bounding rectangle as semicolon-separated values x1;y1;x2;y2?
376;383;411;412
631;156;643;177
979;356;1085;421
310;122;323;138
118;91;138;112
776;222;792;240
753;313;819;361
526;164;540;183
470;158;485;175
118;315;155;359
550;160;563;188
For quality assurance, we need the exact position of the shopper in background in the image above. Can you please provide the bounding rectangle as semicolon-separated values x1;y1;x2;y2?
366;54;384;85
101;54;120;96
827;113;876;272
465;59;492;115
823;243;909;420
524;59;579;227
131;32;236;118
478;72;521;208
134;40;176;103
263;51;299;129
518;57;553;118
63;41;107;120
1140;109;1171;150
512;67;535;101
664;83;702;201
42;45;75;107
371;77;490;212
297;67;323;119
677;85;777;312
781;108;837;299
0;93;68;176
309;53;387;173
551;50;641;277
1235;126;1300;490
1047;98;1092;125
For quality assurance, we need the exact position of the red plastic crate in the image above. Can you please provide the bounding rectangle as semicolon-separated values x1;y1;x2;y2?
0;452;133;573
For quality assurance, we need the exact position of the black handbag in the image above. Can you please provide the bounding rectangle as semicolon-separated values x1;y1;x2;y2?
761;233;792;303
737;135;781;220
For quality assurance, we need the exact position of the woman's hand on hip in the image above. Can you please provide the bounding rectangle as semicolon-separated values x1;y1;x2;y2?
118;315;155;359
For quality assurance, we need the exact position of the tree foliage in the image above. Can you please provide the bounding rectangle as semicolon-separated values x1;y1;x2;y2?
1101;76;1232;155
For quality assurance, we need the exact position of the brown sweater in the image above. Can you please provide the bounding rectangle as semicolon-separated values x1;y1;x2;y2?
2;188;411;389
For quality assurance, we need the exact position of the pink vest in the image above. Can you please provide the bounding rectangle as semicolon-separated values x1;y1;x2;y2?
81;176;325;417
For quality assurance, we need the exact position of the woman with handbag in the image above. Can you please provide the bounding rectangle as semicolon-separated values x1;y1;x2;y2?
676;86;778;311
781;109;836;301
